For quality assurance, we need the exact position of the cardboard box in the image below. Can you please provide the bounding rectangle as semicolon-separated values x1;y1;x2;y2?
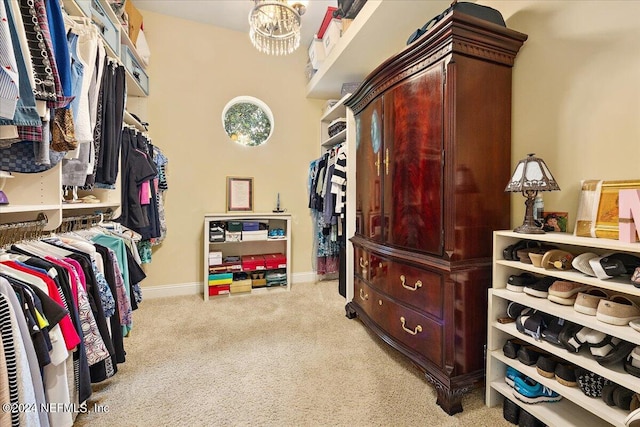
124;0;144;45
208;284;230;296
208;251;222;266
227;221;243;232
225;231;241;242
209;262;242;274
342;18;353;33
208;273;233;285
242;221;260;231
264;253;287;269
322;19;343;56
209;222;225;242
242;255;266;271
242;230;268;241
317;6;338;39
230;279;252;294
308;37;325;70
251;278;267;288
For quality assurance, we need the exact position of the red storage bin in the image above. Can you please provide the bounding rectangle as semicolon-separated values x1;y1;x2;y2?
264;253;287;269
242;255;266;271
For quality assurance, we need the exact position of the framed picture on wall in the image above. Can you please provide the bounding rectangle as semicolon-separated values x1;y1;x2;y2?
226;177;254;212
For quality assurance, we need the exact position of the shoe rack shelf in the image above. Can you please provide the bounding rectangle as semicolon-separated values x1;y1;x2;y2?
486;230;640;427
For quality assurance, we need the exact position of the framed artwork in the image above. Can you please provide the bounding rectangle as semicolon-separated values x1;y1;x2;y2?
574;179;640;238
541;211;568;232
226;177;254;212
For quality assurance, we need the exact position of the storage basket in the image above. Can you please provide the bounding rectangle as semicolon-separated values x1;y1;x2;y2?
328;118;347;137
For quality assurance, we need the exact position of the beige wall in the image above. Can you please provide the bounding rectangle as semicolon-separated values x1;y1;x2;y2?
138;1;640;288
137;11;324;288
483;0;640;230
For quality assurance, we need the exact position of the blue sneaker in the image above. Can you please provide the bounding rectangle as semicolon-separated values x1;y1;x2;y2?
505;366;525;388
513;376;562;404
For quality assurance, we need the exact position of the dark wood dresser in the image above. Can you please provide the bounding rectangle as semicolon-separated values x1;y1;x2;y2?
344;11;527;415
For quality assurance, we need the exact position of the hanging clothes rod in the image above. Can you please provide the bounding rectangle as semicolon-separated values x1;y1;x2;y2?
0;213;48;248
56;210;114;233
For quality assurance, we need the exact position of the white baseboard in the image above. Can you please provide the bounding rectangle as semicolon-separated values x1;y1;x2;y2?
292;271;317;284
142;271;318;299
142;282;202;299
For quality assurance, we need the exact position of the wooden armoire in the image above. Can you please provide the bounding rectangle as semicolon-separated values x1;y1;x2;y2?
344;11;527;415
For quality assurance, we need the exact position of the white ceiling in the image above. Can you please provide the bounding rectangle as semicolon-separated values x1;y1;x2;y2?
132;0;338;47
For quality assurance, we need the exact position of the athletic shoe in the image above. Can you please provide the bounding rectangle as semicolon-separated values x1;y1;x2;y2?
505;366;525;388
513;376;562;404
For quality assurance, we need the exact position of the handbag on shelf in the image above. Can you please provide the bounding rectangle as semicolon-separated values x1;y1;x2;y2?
407;0;506;45
333;0;367;20
51;108;78;152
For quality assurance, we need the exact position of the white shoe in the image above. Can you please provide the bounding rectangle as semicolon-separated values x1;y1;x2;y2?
626;407;640;427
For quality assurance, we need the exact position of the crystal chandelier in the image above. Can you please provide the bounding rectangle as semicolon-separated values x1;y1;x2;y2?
249;0;307;56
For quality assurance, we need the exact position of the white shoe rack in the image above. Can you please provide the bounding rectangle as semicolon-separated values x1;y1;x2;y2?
486;230;640;427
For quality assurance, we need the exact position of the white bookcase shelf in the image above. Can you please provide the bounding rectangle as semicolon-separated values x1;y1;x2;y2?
486;230;640;427
203;213;292;301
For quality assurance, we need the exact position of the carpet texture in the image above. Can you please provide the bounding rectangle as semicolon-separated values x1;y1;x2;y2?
74;281;510;426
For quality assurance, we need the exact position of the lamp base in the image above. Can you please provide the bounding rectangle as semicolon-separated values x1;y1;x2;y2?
513;223;545;234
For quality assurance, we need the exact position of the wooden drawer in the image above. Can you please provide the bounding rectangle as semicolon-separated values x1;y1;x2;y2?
369;254;444;319
354;277;376;316
354;280;443;368
353;245;369;280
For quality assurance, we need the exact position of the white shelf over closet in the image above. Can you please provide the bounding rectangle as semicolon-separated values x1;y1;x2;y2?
305;0;451;99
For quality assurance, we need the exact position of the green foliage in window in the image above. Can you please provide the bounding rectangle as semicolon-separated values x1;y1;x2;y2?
224;102;272;147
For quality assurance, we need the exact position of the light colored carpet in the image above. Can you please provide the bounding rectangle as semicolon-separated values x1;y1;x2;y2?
74;281;510;426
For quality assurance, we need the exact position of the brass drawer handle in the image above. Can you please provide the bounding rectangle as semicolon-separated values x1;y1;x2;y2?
400;317;422;335
384;148;389;175
375;152;381;176
359;288;369;301
400;275;423;291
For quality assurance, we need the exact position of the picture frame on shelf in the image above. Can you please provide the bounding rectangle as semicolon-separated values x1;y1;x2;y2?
574;179;640;238
541;211;568;232
226;177;254;212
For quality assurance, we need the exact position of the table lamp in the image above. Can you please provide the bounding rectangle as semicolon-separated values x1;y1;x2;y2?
505;153;560;234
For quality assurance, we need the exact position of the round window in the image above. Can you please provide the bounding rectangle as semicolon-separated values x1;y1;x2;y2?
222;96;274;146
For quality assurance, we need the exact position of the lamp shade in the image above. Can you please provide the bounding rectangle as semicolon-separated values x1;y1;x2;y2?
505;153;560;193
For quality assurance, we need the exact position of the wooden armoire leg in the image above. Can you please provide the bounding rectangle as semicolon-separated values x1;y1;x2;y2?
424;372;469;415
